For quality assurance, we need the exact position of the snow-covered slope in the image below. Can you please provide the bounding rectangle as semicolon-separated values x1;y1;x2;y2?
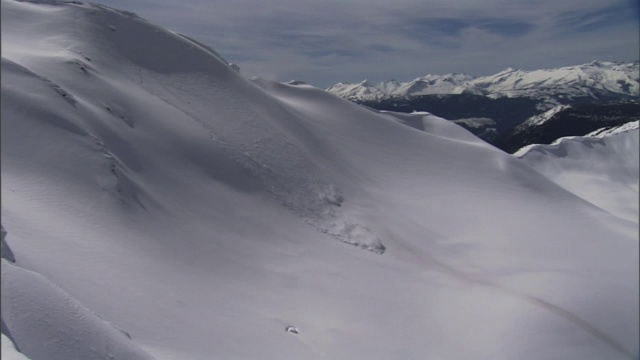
519;104;573;128
1;1;638;360
2;333;30;360
587;120;640;137
516;121;639;223
2;258;154;360
327;61;640;105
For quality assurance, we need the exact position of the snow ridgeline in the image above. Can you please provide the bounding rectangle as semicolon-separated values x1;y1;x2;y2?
516;120;639;223
585;120;640;138
2;333;29;360
1;1;638;359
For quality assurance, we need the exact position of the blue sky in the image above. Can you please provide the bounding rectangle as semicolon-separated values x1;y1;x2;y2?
94;0;639;88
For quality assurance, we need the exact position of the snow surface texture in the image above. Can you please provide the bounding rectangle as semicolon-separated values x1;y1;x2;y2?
2;333;30;360
1;1;638;359
2;258;154;360
516;121;640;223
327;61;640;107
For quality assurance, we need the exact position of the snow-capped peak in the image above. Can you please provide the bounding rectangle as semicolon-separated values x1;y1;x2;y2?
327;62;640;104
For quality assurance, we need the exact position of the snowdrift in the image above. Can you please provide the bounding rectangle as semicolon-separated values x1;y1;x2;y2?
1;1;638;359
516;121;639;223
2;258;154;360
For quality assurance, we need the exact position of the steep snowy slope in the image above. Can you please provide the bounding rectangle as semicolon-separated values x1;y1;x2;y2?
2;1;638;360
516;121;639;223
327;61;639;104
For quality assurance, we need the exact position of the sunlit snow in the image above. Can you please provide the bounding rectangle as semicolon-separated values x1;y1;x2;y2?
328;61;640;107
1;1;638;360
516;121;639;223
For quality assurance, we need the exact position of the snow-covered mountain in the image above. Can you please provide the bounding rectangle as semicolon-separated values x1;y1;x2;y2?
516;121;639;223
327;61;640;106
2;1;638;360
338;73;477;99
495;103;640;153
327;73;473;100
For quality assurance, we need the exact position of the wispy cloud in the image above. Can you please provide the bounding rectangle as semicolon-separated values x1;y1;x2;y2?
553;2;639;34
92;0;639;87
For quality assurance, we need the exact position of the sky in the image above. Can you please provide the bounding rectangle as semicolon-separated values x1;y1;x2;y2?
92;0;638;88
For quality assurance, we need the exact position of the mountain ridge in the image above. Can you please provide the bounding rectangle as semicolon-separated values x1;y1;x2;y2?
516;121;639;222
495;102;640;153
327;61;639;107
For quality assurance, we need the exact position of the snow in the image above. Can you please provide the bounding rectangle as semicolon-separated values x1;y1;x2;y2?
516;121;639;223
1;225;15;262
327;61;639;104
508;104;572;137
452;117;496;128
586;120;640;137
1;1;638;359
324;73;477;100
2;259;154;360
2;333;30;360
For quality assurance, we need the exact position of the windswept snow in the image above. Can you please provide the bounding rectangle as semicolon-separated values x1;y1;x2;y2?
1;1;638;360
2;259;154;360
516;121;639;223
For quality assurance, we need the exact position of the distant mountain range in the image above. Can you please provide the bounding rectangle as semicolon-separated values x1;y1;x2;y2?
328;61;640;148
327;61;639;107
